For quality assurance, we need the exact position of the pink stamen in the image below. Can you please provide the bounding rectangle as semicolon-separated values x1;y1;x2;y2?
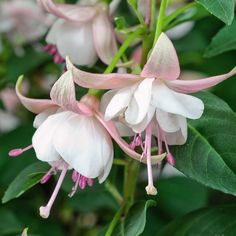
43;44;65;65
79;176;87;190
43;44;53;52
39;163;68;219
156;124;163;155
166;153;175;166
72;170;79;182
86;178;93;187
68;174;80;198
41;161;63;184
144;122;157;195
130;134;143;150
161;128;176;166
8;145;33;157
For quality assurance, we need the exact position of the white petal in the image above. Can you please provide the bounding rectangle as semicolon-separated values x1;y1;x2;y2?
156;109;185;133
33;107;58;128
125;78;154;125
32;111;71;162
53;114;113;180
115;119;134;137
131;105;155;133
48;20;98;66
104;84;137;120
152;80;204;119
100;89;117;114
164;128;187;145
46;19;63;44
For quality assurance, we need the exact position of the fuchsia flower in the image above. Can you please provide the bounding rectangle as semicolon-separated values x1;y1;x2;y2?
9;62;164;218
0;0;52;48
69;33;236;195
38;0;117;65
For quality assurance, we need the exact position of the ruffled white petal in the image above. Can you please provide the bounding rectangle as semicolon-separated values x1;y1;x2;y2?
104;84;137;120
53;112;113;180
131;105;155;133
33;107;58;128
125;78;154;125
152;80;204;119
155;108;185;133
47;20;97;65
32;111;71;162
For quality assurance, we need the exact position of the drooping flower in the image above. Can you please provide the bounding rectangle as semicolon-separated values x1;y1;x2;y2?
0;0;52;54
38;0;118;65
10;63;164;217
69;33;236;194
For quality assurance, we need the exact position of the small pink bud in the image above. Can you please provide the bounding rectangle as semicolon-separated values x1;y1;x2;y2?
166;153;175;166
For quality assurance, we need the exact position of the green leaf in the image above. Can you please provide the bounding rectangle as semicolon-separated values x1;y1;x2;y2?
2;162;48;203
124;200;156;236
0;209;22;235
171;92;236;196
5;46;51;82
111;200;156;236
157;177;208;217
159;205;236;235
205;18;236;57
195;0;235;25
127;0;137;9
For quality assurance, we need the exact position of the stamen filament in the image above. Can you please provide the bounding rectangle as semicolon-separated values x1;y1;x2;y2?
145;122;157;195
39;163;68;219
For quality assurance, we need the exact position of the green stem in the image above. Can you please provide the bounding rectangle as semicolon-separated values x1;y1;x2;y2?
153;0;169;45
123;158;140;215
113;159;128;166
150;0;156;30
105;204;125;236
104;26;146;74
163;2;197;29
105;180;123;205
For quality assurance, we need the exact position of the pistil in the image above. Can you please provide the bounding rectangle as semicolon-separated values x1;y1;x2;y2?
144;122;157;195
39;163;69;219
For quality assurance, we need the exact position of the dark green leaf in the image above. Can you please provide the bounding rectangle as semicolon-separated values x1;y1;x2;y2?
5;46;51;82
195;0;235;25
124;200;156;236
205;18;236;57
112;200;156;236
159;205;236;236
2;162;48;203
171;92;236;196
157;177;208;217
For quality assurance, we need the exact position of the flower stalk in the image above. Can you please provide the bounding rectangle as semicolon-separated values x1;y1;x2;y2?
153;0;169;45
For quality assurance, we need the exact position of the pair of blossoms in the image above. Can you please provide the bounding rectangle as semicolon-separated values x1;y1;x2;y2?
10;31;236;218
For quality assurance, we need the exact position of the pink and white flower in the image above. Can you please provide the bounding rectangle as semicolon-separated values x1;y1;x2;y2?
38;0;117;65
69;33;236;195
0;0;52;48
10;63;164;217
